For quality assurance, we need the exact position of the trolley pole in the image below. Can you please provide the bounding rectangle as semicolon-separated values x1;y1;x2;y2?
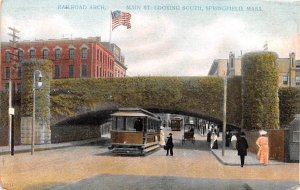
8;27;20;156
222;76;227;157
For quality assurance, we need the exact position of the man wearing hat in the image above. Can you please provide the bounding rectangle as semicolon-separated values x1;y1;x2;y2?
166;133;174;156
256;130;269;166
236;132;248;167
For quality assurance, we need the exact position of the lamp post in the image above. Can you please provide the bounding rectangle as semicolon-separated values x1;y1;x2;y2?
31;70;43;155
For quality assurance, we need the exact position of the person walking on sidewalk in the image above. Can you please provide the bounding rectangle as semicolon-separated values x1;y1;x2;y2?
256;130;269;166
236;132;248;167
166;133;174;156
159;126;165;147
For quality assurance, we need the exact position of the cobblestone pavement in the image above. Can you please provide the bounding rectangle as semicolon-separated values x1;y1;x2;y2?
0;128;299;190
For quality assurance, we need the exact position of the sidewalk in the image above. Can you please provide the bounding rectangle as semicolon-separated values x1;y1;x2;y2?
211;144;283;166
0;134;110;156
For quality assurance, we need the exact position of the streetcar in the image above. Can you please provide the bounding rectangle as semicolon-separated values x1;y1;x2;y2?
170;117;183;131
108;108;161;155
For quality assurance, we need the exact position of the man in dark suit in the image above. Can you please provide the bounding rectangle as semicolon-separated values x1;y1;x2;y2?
236;132;249;167
166;133;174;156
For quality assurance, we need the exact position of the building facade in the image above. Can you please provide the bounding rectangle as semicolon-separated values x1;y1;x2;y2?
102;42;127;78
208;52;300;88
207;59;227;77
0;37;127;91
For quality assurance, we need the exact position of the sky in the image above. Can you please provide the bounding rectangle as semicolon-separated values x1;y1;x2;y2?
1;0;299;76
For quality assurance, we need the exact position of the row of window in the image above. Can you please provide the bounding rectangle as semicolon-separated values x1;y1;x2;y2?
5;67;22;80
53;64;113;79
5;47;115;65
4;64;115;80
54;64;87;79
283;75;300;86
5;47;88;62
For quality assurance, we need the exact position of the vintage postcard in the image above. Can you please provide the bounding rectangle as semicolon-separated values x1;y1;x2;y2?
0;0;299;189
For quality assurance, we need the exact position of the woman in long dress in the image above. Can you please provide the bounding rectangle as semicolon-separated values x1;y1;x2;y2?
256;130;269;166
159;126;165;146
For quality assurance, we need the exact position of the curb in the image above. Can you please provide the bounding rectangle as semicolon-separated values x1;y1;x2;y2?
211;150;284;166
210;149;237;166
0;137;110;156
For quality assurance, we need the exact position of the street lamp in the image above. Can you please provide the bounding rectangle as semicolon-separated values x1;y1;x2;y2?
31;70;43;155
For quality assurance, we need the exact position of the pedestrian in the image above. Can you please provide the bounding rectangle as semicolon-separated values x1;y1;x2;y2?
236;132;248;167
225;131;231;147
211;131;218;149
159;126;165;147
231;133;237;149
207;130;212;142
166;133;174;156
256;130;269;166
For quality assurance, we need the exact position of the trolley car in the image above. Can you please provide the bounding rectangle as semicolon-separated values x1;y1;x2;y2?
170;117;183;131
108;108;161;155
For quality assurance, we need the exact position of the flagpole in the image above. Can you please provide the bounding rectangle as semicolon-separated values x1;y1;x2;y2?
109;11;112;44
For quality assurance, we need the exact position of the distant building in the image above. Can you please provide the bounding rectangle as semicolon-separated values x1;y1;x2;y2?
0;37;127;91
102;42;127;78
208;52;300;88
207;59;227;78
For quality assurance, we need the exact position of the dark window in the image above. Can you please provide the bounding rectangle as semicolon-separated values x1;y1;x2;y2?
283;76;288;85
81;48;87;59
5;67;10;79
5;51;11;63
296;77;300;86
18;50;24;62
54;65;60;79
55;49;61;60
29;49;36;59
296;63;300;69
69;65;74;78
17;83;21;92
5;83;9;91
69;48;75;60
43;49;49;59
17;66;22;79
81;64;87;78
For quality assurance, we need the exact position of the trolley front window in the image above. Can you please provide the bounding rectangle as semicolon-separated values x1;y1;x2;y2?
112;117;145;131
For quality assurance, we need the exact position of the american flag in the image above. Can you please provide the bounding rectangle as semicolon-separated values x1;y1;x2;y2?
111;10;131;30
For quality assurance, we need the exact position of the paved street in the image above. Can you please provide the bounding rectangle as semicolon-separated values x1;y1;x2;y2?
0;129;299;190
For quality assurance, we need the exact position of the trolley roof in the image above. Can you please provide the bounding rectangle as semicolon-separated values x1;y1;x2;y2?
111;108;161;121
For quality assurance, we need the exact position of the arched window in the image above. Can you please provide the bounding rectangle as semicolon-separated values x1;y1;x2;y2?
81;47;87;59
42;49;49;59
18;50;24;62
5;51;11;63
55;48;61;60
29;49;36;59
69;48;75;60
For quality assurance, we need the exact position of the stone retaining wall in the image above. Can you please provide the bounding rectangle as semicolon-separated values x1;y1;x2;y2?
51;124;102;143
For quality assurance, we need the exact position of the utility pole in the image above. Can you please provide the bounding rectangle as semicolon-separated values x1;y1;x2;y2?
222;76;227;157
8;27;20;156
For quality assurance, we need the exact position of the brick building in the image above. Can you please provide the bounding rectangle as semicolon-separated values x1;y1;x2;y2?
102;42;127;78
0;37;127;91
